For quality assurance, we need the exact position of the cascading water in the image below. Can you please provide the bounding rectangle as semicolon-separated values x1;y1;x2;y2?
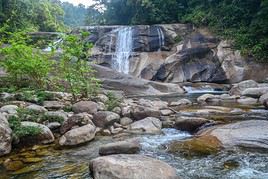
112;27;133;74
157;26;165;50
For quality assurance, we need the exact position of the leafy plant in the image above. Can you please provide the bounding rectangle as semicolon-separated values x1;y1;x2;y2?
0;31;53;89
51;31;101;102
15;108;64;124
8;116;41;139
105;92;121;111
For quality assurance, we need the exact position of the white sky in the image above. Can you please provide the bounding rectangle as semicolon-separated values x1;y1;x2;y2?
60;0;95;7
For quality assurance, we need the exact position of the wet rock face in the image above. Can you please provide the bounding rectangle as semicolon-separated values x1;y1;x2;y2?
89;154;179;179
153;33;227;83
84;24;268;84
168;135;222;157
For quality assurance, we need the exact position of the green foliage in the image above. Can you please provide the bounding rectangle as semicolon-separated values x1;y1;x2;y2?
0;0;65;32
52;32;101;101
0;31;53;89
15;108;64;124
8;116;41;139
105;92;121;111
61;2;88;27
174;35;183;43
41;114;64;124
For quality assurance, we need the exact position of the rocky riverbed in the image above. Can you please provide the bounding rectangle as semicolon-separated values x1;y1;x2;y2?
0;80;268;178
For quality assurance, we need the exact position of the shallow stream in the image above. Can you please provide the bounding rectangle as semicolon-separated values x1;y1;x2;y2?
1;90;268;179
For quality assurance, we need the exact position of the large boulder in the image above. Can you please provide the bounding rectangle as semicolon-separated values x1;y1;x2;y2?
59;124;96;146
198;120;268;149
259;93;268;104
20;122;55;144
229;80;258;96
128;117;162;134
0;105;18;114
99;139;141;156
153;33;226;83
60;113;93;134
26;104;47;113
197;94;219;103
241;87;268;98
93;64;185;96
0;114;12;156
170;99;192;107
237;97;258;105
174;116;210;133
132;106;161;120
43;101;65;110
89;154;178;179
72;101;98;114
168;135;222;156
93;111;120;128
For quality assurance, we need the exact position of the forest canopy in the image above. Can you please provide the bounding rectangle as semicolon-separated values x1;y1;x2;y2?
0;0;267;60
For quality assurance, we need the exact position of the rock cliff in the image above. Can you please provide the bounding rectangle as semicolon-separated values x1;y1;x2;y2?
77;24;268;84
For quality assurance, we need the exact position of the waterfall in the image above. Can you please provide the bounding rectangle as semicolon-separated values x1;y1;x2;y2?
157;27;165;50
112;27;133;74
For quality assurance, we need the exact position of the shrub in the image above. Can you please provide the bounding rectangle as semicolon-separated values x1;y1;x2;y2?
51;31;101;101
0;31;52;89
13;90;54;105
105;92;121;111
14;108;65;124
8;116;41;139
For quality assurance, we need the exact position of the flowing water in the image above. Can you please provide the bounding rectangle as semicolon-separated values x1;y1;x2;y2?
112;27;133;74
1;127;268;178
156;26;165;50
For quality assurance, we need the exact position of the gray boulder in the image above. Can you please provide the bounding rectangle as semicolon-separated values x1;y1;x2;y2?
198;120;268;149
93;111;120;128
59;124;96;146
241;87;268;98
43;101;65;110
174;116;210;133
20;122;55;144
89;154;178;179
26;104;47;113
128;117;162;134
99;139;141;156
60;113;93;134
0;105;18;114
0;114;12;156
72;101;98;114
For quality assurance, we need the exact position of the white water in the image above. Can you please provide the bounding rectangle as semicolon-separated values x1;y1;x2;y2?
183;86;226;94
112;27;133;74
157;26;165;50
43;38;62;52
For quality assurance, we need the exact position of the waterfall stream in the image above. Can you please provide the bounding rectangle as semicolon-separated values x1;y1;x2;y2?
112;27;133;74
157;26;165;50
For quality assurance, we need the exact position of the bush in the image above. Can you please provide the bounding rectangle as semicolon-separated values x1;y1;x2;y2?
13;108;65;125
0;31;52;89
106;92;121;111
51;31;101;101
8;116;41;139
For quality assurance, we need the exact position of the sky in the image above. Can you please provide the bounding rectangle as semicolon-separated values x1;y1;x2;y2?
60;0;94;7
